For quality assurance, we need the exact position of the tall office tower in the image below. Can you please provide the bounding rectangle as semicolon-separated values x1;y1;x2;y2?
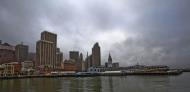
41;31;57;46
77;53;83;71
36;31;57;70
108;53;112;68
92;42;101;67
69;51;79;61
15;43;29;63
84;52;89;71
56;48;63;69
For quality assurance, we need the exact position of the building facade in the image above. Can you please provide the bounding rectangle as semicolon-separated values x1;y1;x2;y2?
36;31;57;70
92;42;101;67
15;43;29;63
69;51;79;61
69;51;83;72
88;66;105;73
1;62;21;76
85;53;92;71
21;61;34;75
0;42;16;64
112;63;119;68
63;59;77;72
27;52;36;62
56;48;63;69
77;53;83;72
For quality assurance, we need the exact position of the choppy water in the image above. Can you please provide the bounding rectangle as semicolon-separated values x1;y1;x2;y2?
0;73;190;92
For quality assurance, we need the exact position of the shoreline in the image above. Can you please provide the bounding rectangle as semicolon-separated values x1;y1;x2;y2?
0;71;184;80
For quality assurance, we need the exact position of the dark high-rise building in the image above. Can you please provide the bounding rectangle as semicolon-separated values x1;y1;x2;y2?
15;43;29;63
36;31;57;70
56;48;63;69
84;52;89;71
77;53;83;71
92;42;101;67
69;51;79;61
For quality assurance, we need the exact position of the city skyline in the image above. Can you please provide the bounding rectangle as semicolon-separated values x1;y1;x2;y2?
0;0;190;68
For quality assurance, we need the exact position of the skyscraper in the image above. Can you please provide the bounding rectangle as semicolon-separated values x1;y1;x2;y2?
69;51;79;61
92;42;101;67
56;48;63;69
77;53;83;71
41;31;57;46
36;31;57;70
15;43;29;63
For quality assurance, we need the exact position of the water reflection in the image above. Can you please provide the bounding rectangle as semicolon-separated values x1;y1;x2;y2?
0;73;190;92
59;77;102;92
101;76;170;92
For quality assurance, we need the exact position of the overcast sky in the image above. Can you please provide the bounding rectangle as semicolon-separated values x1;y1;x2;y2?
0;0;190;68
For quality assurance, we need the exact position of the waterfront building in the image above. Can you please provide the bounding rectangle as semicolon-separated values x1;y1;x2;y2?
21;61;34;75
1;62;21;76
88;66;105;73
1;63;14;76
112;63;119;68
36;31;57;70
105;53;119;68
92;42;101;67
63;59;77;72
122;65;170;72
15;43;29;63
0;42;16;64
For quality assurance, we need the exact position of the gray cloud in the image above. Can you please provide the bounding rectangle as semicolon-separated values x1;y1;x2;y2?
0;0;190;68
